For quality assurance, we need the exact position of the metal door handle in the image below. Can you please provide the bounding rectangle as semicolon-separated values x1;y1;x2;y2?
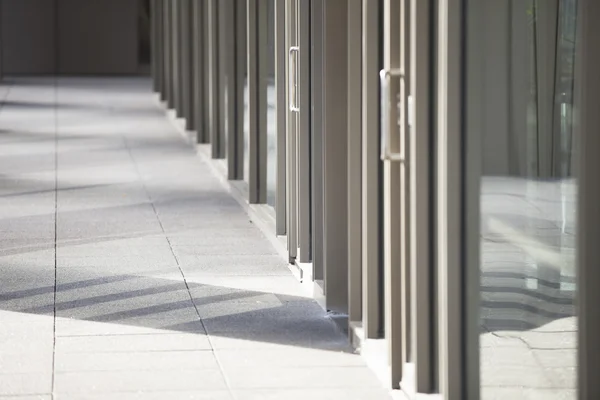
380;68;405;161
289;47;299;112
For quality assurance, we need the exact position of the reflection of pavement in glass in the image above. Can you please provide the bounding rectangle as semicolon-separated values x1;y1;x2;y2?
481;177;576;397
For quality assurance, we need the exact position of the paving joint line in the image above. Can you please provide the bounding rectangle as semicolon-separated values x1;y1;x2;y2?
122;115;235;395
51;76;59;399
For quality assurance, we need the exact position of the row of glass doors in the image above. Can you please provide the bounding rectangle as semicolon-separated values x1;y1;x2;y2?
151;0;600;398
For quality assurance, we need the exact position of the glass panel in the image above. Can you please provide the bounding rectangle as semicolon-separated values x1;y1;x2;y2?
467;1;578;398
266;0;277;208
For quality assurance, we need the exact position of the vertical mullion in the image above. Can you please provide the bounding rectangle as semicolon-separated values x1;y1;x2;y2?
217;0;228;159
400;0;412;372
193;0;206;142
187;0;196;130
297;0;311;262
151;0;159;92
257;0;268;203
383;0;403;389
178;0;187;120
578;0;600;398
361;0;382;339
0;0;3;80
157;0;165;99
285;0;298;261
464;0;482;397
322;0;349;314
275;0;287;235
310;0;324;280
203;0;211;144
436;0;464;398
164;0;174;108
247;0;259;202
172;0;181;116
178;0;185;119
208;0;221;157
234;0;247;179
224;0;237;177
347;0;363;323
410;0;432;392
182;0;194;129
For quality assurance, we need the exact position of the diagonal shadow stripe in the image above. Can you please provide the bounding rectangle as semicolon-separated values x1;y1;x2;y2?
24;282;187;314
86;291;263;323
0;274;141;301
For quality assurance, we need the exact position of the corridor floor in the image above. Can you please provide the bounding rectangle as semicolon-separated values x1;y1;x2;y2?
0;77;391;400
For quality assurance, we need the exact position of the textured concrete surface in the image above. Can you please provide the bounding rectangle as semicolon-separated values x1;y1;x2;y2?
0;77;391;399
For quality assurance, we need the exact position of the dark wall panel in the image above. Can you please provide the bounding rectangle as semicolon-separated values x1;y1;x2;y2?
1;0;139;75
1;0;57;74
58;0;139;74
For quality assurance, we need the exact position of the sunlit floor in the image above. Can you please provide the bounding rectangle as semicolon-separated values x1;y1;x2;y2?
0;77;390;400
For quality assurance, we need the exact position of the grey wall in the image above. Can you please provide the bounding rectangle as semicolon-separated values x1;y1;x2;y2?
1;0;56;74
1;0;139;75
58;0;139;74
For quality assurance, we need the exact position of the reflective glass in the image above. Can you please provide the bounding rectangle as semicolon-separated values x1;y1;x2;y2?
467;1;579;397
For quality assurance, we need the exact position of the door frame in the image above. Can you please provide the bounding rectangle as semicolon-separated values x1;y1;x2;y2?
285;0;298;262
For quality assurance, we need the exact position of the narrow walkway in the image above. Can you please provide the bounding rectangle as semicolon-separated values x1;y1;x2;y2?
0;78;390;400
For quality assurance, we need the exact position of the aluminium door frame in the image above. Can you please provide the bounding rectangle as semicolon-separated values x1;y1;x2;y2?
157;0;165;100
406;0;434;394
217;0;231;160
221;0;236;175
164;0;174;108
172;0;181;117
151;0;160;94
180;0;193;129
285;0;298;261
247;0;266;202
207;0;221;158
296;0;311;263
192;0;208;143
0;0;2;80
177;0;187;120
435;0;466;398
275;0;287;235
463;0;483;398
256;0;268;203
233;0;246;179
177;0;184;119
399;0;412;378
202;0;211;144
361;0;382;340
322;0;349;314
576;0;600;398
310;0;324;282
347;0;363;324
381;0;403;389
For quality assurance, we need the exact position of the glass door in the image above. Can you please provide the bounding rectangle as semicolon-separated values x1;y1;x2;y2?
465;0;580;398
380;0;436;393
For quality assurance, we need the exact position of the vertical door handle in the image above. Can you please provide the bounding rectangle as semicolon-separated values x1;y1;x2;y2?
380;68;405;161
289;46;300;112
